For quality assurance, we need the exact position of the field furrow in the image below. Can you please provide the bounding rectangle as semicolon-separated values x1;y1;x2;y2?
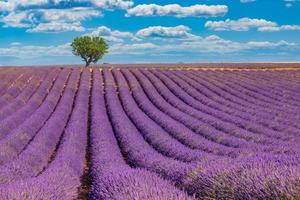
0;66;299;200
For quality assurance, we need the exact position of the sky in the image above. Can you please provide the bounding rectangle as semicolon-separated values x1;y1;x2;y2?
0;0;300;66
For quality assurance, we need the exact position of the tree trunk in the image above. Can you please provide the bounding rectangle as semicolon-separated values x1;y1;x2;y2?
86;58;93;67
85;61;91;67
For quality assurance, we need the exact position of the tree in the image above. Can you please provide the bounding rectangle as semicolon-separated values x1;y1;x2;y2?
71;36;108;67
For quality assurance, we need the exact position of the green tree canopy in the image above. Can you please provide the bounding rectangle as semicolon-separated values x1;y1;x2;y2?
71;36;108;67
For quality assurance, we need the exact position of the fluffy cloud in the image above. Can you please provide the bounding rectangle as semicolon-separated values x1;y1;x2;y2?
1;21;297;59
103;26;298;55
86;25;299;55
107;38;297;57
0;0;132;32
1;7;101;30
0;0;48;12
110;43;158;55
0;41;157;58
90;0;134;9
136;25;199;40
205;18;300;32
1;11;32;28
0;0;133;12
28;22;85;33
246;40;297;49
89;26;134;42
258;25;300;32
126;4;228;18
88;25;199;43
0;43;72;58
205;18;276;31
40;7;101;22
156;36;297;54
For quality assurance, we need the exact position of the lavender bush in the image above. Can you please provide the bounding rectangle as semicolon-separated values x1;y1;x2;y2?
0;66;298;199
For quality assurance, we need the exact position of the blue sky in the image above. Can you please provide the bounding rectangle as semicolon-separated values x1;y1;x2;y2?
0;0;300;65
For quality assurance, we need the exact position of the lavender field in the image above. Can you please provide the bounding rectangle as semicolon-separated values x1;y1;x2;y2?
0;66;299;199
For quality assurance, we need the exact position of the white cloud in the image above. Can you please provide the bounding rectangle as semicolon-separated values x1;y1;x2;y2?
90;0;133;9
0;42;157;58
126;4;228;18
246;40;297;48
0;15;298;61
0;0;48;12
258;25;300;32
110;43;157;55
0;43;72;58
28;22;85;33
87;25;299;55
136;25;199;40
1;11;32;28
88;26;134;42
205;18;277;31
40;7;101;22
0;0;133;32
0;0;133;12
0;33;297;61
205;18;300;32
107;31;298;55
161;36;297;54
50;0;134;9
88;25;200;43
1;7;101;32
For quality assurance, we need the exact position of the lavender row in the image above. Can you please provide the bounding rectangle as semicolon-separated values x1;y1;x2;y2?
198;70;299;110
0;68;40;97
154;70;298;144
123;69;238;156
235;71;300;104
222;71;300;123
0;69;60;141
0;68;50;105
0;68;88;199
253;70;300;97
184;70;292;118
0;67;298;199
178;70;299;127
0;69;78;184
0;74;44;121
136;69;297;155
232;70;300;106
195;70;300;133
196;70;300;120
105;68;300;199
0;73;34;109
181;71;300;135
103;69;193;184
89;69;192;200
141;69;288;146
184;70;300;136
0;70;24;96
141;69;300;199
114;69;219;162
